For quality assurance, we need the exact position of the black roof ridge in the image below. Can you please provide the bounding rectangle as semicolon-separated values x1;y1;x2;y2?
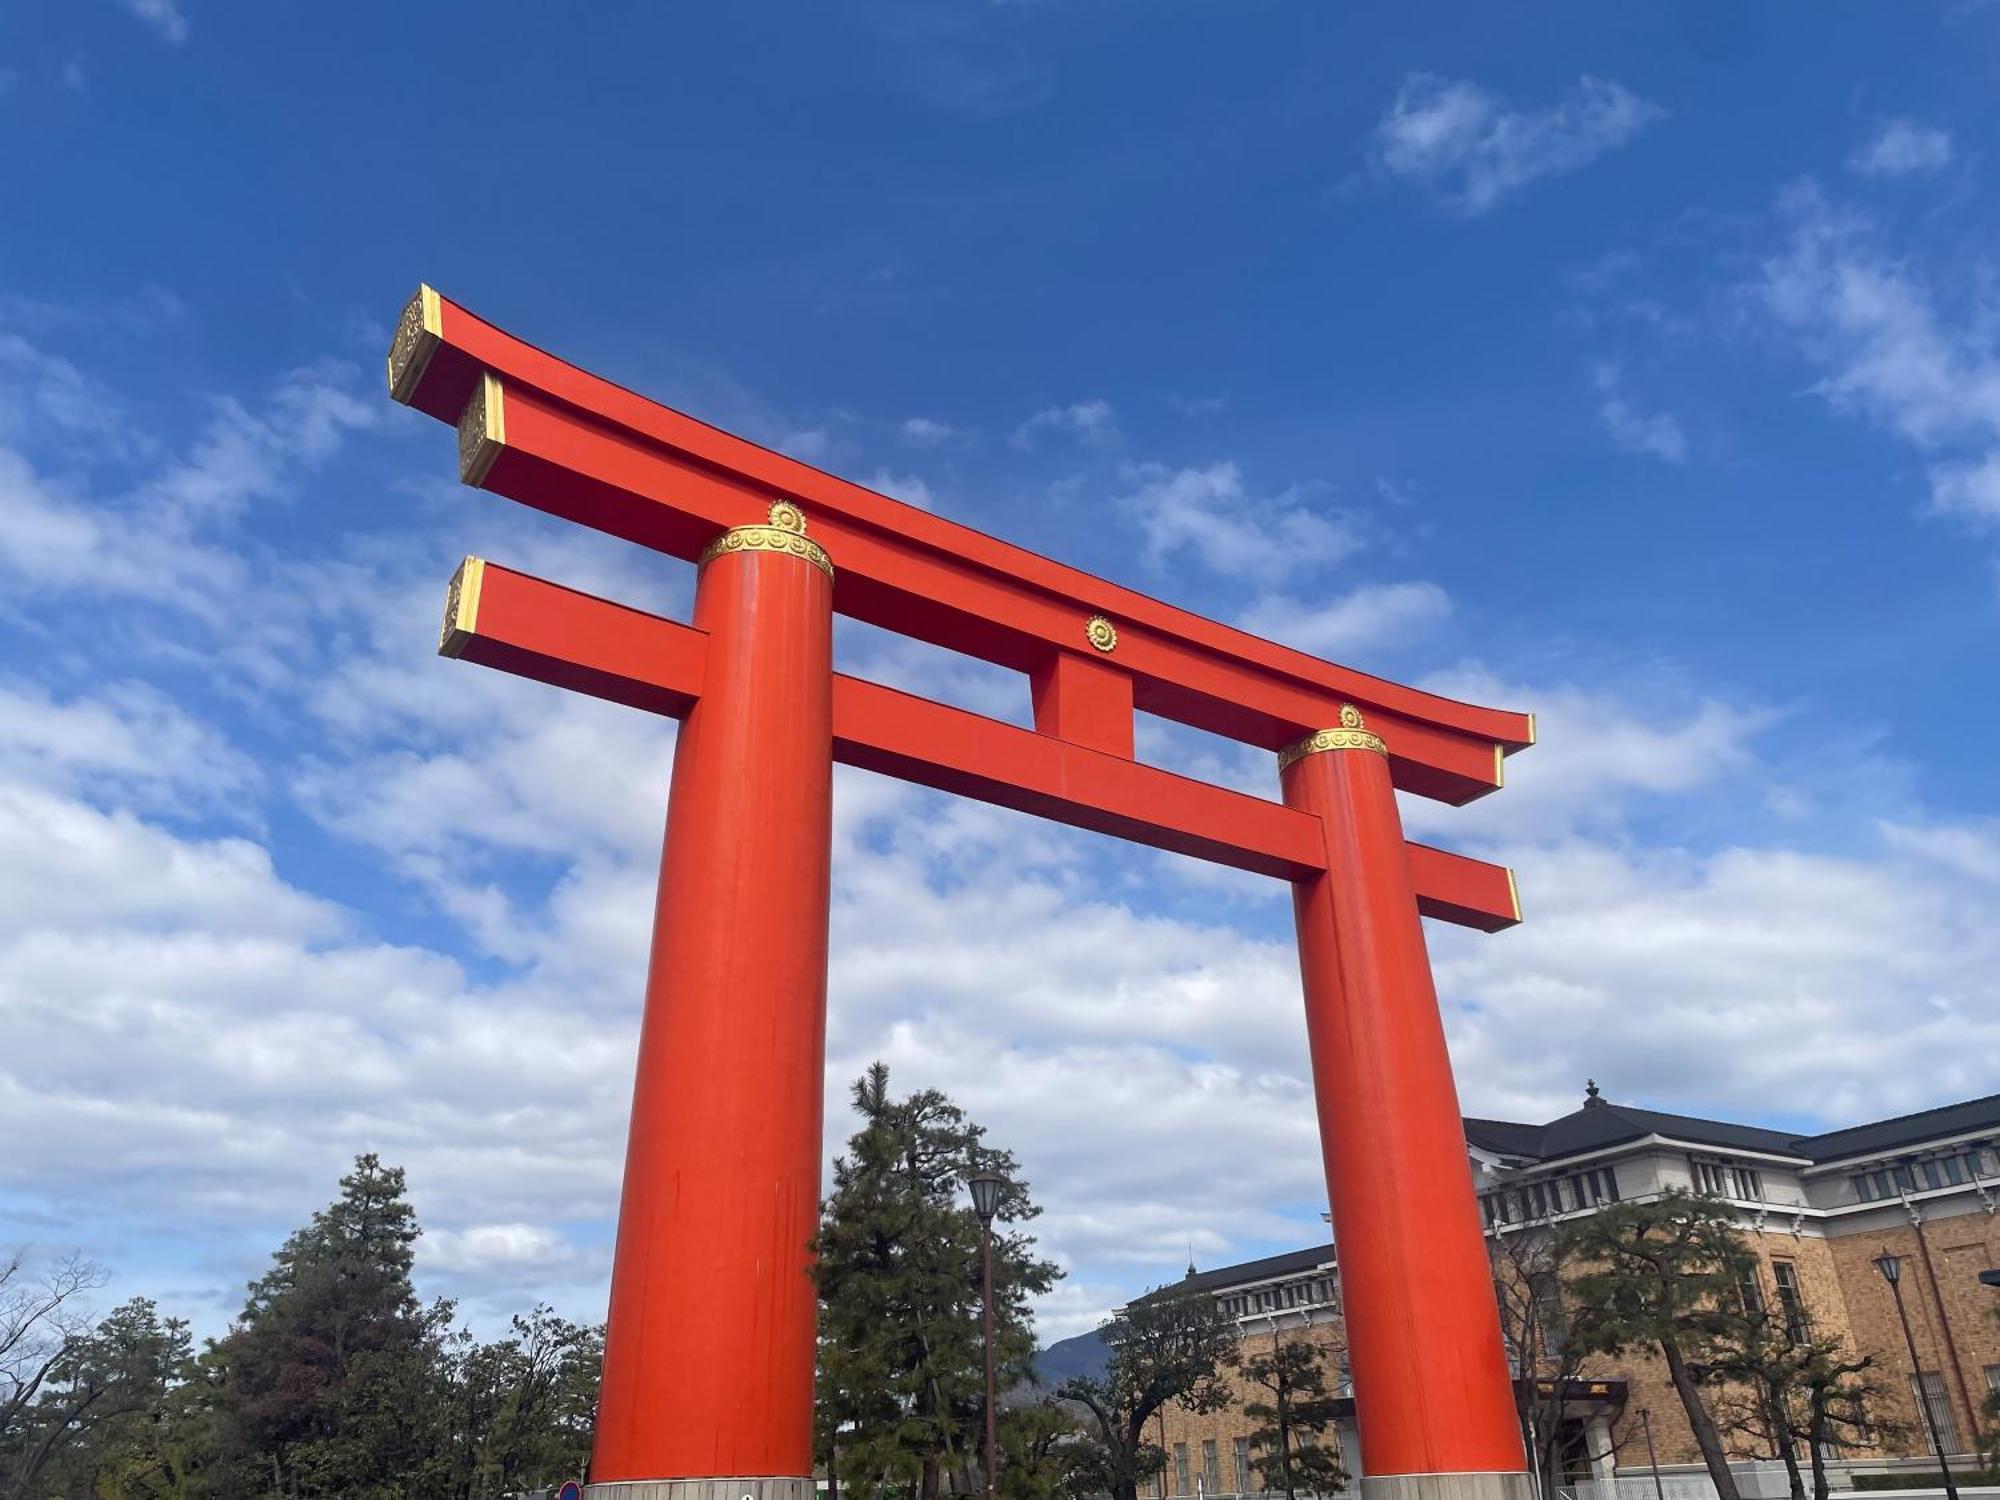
1590;1101;1809;1154
1795;1090;2000;1160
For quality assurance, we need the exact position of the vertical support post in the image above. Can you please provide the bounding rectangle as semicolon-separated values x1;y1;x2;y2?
590;503;835;1500
1280;706;1531;1500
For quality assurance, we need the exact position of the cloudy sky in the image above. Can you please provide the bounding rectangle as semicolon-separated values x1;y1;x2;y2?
4;2;1999;1343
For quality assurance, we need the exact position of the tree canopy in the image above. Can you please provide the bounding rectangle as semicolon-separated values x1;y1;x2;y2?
813;1062;1061;1500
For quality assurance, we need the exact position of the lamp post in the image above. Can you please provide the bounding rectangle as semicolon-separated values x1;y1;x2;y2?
968;1171;1005;1500
1874;1250;1960;1500
1638;1409;1666;1500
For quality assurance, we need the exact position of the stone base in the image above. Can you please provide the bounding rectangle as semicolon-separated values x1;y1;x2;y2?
1362;1472;1538;1500
585;1480;816;1500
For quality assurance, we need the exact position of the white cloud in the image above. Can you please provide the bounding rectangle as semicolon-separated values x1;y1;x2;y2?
1116;461;1362;585
865;468;938;509
0;681;259;817
1408;670;1770;844
1237;581;1452;660
1014;399;1117;448
1757;182;2000;523
1593;363;1688;463
1370;74;1663;216
899;416;957;446
0;349;379;618
120;0;189;45
1848;119;1953;180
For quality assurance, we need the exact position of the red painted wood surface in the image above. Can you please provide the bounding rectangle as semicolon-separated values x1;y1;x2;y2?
398;289;1531;805
591;543;833;1482
449;561;1521;929
1285;742;1528;1480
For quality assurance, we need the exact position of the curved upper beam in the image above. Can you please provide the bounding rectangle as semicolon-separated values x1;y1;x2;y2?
389;286;1533;804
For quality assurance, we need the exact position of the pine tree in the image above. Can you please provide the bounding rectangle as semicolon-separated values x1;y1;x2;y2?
1058;1287;1238;1500
813;1063;1061;1500
1241;1336;1346;1500
2;1296;189;1500
1561;1192;1749;1500
205;1153;448;1498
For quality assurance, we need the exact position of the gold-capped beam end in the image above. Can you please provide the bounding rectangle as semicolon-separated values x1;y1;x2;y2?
386;284;442;403
439;556;486;658
1506;867;1523;925
457;373;506;487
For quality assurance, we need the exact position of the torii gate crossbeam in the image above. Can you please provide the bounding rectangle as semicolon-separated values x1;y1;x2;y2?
388;286;1537;1500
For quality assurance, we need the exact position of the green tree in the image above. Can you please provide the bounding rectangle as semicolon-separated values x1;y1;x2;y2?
2;1295;189;1500
203;1153;448;1498
1488;1221;1618;1498
994;1402;1097;1500
813;1063;1061;1500
1057;1287;1238;1500
1560;1192;1746;1500
430;1306;601;1500
1240;1335;1345;1500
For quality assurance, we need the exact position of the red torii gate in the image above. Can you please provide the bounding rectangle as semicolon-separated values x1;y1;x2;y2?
388;285;1536;1500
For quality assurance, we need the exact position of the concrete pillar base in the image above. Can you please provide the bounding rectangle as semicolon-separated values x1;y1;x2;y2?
1363;1472;1538;1500
585;1480;816;1500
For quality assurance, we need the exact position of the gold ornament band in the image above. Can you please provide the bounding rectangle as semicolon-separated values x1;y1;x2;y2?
458;372;506;486
1277;703;1387;770
698;499;834;580
387;284;442;403
438;556;485;659
1085;615;1118;653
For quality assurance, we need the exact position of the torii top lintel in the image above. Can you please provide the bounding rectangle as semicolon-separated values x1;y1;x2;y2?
389;286;1533;796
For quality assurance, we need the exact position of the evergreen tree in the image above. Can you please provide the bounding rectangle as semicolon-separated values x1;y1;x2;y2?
1058;1287;1238;1500
2;1296;189;1500
812;1063;1061;1500
204;1153;447;1498
1560;1192;1749;1500
1240;1336;1346;1500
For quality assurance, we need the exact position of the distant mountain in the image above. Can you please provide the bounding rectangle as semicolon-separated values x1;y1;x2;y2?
1032;1327;1108;1389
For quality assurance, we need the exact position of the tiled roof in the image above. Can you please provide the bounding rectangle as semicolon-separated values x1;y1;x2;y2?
1466;1101;1805;1161
1796;1093;2000;1163
1469;1091;2000;1167
1160;1090;2000;1300
1134;1243;1336;1300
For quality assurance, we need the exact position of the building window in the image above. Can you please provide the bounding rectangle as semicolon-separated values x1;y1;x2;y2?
1534;1278;1566;1359
1737;1265;1765;1315
1692;1159;1728;1196
1204;1438;1221;1492
1175;1442;1190;1495
1771;1260;1809;1342
1732;1165;1764;1200
1911;1371;1966;1455
1234;1437;1252;1493
1985;1365;2000;1398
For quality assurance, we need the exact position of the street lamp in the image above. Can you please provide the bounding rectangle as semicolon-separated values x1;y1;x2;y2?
968;1171;1005;1500
1638;1409;1666;1500
1874;1251;1960;1500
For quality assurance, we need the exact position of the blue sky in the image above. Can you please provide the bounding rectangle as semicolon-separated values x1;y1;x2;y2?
4;1;1999;1341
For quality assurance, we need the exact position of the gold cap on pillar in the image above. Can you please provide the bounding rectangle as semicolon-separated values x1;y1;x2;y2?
697;500;834;580
1277;703;1387;770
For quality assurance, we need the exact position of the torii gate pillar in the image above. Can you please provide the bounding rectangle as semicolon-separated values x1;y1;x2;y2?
1284;715;1530;1500
590;507;834;1499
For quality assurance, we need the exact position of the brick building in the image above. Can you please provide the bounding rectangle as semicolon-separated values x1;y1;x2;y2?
1141;1087;2000;1498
